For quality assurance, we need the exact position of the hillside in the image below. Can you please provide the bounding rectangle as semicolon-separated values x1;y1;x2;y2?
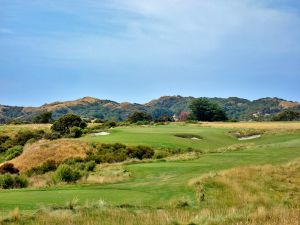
0;96;299;123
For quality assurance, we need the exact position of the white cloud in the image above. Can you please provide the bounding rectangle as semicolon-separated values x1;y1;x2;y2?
1;0;300;69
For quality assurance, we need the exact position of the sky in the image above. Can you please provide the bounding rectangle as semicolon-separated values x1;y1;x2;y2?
0;0;300;106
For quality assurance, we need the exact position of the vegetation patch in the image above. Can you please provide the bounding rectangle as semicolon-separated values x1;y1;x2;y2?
0;174;28;189
86;143;155;164
229;129;264;139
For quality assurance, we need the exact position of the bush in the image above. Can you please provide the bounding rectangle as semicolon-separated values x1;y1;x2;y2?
69;127;83;138
0;135;11;153
5;145;23;160
33;112;53;124
13;130;45;146
51;114;87;135
55;164;82;183
0;174;28;189
127;146;154;160
27;160;57;176
104;121;117;128
0;163;19;174
44;132;61;140
85;161;96;171
86;143;155;164
127;112;152;123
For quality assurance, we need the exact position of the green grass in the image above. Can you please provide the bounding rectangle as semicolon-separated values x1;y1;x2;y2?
82;124;251;151
1;124;300;217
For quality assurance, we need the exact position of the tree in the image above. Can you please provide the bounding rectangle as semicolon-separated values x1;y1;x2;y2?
155;115;174;122
33;112;53;124
272;110;300;121
51;114;87;135
127;112;152;123
189;98;228;121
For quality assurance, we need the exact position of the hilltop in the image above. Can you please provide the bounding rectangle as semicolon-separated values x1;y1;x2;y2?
0;96;299;123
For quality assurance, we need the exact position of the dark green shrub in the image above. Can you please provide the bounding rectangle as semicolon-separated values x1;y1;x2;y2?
127;146;154;160
0;174;28;189
0;174;14;189
5;145;23;160
27;160;58;176
69;127;83;138
127;112;152;123
0;163;19;174
55;164;82;183
33;112;53;124
13;175;28;188
85;161;96;171
51;114;87;135
104;121;117;128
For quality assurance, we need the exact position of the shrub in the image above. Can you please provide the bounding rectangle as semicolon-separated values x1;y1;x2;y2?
5;145;23;160
86;143;155;164
127;146;154;160
127;112;152;123
85;161;96;171
55;164;82;183
0;174;14;189
51;114;87;135
0;174;28;189
0;135;11;153
104;121;117;128
33;112;53;124
27;160;57;176
44;131;61;140
13;130;45;146
69;126;83;138
0;163;19;174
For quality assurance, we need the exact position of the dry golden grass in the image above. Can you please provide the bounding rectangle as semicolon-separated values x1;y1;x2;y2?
0;124;51;136
202;121;300;130
8;139;89;171
189;158;300;225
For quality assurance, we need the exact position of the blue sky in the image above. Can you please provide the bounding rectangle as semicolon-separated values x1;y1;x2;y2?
0;0;300;106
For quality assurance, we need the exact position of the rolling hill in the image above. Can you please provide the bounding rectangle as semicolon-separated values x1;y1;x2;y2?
0;96;299;123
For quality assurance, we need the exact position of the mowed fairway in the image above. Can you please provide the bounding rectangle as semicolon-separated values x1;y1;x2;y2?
0;123;300;215
82;124;244;151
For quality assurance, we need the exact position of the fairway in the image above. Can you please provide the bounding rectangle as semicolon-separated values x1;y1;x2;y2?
81;124;274;151
1;123;300;215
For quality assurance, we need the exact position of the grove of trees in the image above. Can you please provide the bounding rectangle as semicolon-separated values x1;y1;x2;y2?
189;98;228;121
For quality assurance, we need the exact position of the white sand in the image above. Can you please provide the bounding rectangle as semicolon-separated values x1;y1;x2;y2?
93;132;110;136
191;137;200;140
238;135;261;141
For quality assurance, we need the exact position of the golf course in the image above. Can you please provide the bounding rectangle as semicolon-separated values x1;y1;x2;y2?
0;122;299;224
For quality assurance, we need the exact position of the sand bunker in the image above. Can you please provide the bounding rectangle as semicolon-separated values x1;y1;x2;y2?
93;132;110;136
238;135;261;141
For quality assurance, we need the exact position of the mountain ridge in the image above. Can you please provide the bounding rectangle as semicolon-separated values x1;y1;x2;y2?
0;96;299;123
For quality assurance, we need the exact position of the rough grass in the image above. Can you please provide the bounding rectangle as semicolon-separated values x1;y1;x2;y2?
188;158;300;225
203;121;300;130
0;124;50;137
7;140;89;171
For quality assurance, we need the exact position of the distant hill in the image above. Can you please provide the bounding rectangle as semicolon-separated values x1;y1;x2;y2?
0;96;299;123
